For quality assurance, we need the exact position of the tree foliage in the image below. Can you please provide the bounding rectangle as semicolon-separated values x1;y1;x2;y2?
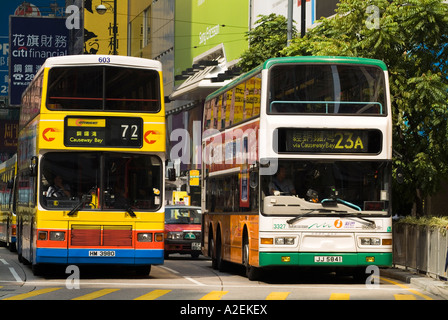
282;0;448;216
238;14;296;72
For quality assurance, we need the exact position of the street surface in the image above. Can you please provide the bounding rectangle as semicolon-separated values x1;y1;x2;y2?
0;247;442;302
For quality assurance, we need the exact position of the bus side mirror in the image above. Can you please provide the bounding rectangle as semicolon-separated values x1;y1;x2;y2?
29;156;38;177
168;168;176;181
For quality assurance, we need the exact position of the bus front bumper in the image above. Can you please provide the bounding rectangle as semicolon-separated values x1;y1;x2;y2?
259;252;392;268
36;248;164;265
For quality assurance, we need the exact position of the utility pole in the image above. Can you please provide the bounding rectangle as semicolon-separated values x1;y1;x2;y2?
287;0;293;46
301;0;306;37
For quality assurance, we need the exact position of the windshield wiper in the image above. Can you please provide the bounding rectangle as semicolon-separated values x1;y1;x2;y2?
125;205;136;217
67;194;92;216
337;213;376;227
286;208;348;225
67;189;137;217
286;209;376;227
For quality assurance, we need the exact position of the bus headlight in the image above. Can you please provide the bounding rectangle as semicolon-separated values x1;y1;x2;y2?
137;233;153;242
275;237;295;245
360;237;381;245
49;231;65;241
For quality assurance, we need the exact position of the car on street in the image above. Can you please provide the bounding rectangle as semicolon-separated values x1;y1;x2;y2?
164;205;202;258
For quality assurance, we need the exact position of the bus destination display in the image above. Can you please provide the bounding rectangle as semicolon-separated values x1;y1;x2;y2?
276;128;382;154
64;117;143;147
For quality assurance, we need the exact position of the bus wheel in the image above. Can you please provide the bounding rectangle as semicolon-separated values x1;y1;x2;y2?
353;267;369;283
32;263;43;276
210;237;218;270
209;234;225;272
8;242;16;252
216;240;227;272
211;237;226;271
135;265;151;276
243;239;260;281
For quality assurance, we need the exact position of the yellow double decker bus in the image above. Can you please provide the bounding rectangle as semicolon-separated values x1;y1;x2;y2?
0;154;17;251
16;55;166;275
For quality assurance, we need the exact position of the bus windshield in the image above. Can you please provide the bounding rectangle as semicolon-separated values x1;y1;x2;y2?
46;66;161;112
40;152;162;211
261;160;391;216
269;64;386;115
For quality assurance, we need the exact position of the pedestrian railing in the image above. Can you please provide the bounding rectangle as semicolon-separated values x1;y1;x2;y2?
393;223;448;281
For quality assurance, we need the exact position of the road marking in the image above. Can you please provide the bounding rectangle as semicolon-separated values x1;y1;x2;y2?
134;289;172;300
265;292;290;300
9;268;22;283
184;277;206;286
200;291;228;300
159;265;205;286
394;294;416;300
159;266;180;274
3;287;62;300
330;293;350;300
72;289;120;300
380;277;433;300
0;259;8;265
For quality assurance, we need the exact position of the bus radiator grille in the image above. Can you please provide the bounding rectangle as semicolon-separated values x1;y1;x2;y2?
71;225;133;247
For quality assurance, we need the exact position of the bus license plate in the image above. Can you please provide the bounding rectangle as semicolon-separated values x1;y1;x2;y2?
89;251;116;257
314;256;343;263
191;242;201;251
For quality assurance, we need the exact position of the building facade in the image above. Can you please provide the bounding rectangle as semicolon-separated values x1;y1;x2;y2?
126;0;340;204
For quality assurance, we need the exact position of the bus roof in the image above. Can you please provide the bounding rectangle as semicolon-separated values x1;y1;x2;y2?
262;56;388;71
205;56;387;101
41;55;162;71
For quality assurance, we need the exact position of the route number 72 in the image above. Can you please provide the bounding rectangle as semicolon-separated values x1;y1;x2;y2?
121;124;139;140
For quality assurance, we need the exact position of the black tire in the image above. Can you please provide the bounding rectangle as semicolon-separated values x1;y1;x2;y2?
353;267;369;283
243;237;261;281
135;265;151;276
210;237;218;270
215;234;227;272
32;263;43;276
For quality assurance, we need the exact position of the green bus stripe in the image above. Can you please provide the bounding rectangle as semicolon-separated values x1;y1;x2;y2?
259;252;392;267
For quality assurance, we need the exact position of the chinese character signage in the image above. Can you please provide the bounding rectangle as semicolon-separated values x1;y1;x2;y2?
0;0;66;98
64;117;143;148
84;0;127;55
9;16;69;106
277;129;382;154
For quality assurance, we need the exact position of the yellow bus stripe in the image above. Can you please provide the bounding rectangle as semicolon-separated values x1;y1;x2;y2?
394;294;416;300
72;289;119;300
265;292;290;300
329;293;350;300
134;289;171;300
200;291;228;300
380;277;433;300
3;287;62;300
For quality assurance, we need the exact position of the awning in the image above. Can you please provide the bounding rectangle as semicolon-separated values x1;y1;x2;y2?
169;44;241;101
